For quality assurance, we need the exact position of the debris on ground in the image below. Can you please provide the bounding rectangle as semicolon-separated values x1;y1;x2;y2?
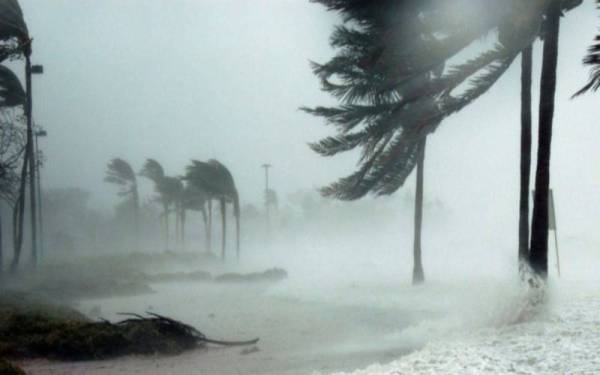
215;268;288;283
0;293;258;361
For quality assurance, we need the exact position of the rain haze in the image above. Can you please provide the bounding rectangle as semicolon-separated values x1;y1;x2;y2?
0;0;599;374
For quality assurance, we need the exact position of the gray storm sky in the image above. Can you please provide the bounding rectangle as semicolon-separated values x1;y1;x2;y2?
16;0;600;242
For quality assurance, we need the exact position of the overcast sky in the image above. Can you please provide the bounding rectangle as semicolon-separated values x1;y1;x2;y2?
14;0;600;243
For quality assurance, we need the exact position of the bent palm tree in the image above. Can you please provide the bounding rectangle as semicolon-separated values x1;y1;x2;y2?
104;158;140;249
185;159;240;261
308;0;580;281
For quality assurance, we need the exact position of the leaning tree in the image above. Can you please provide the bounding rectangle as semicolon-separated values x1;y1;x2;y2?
185;159;240;261
104;158;140;249
307;0;581;281
303;1;451;284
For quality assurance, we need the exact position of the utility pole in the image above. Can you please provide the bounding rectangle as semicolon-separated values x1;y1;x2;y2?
24;51;43;268
34;128;47;261
261;163;272;236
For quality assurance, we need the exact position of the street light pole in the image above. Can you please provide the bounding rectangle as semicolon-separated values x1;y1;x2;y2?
25;56;43;268
34;128;47;261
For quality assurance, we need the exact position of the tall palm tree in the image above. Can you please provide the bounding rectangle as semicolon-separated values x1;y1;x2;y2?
308;0;581;281
185;159;240;260
529;0;562;278
104;158;140;249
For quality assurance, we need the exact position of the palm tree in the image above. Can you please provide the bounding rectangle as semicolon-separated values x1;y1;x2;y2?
140;159;182;251
529;0;562;278
104;158;140;249
308;0;581;280
185;159;240;260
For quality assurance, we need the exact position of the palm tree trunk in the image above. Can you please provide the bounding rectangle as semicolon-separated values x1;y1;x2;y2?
201;206;209;253
220;198;226;261
519;46;533;267
175;203;180;250
530;0;561;278
181;208;186;251
163;204;169;251
412;138;426;285
133;186;140;251
235;213;240;261
25;56;38;268
207;199;213;253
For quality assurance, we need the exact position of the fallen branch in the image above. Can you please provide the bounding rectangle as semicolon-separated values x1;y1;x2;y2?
116;311;260;346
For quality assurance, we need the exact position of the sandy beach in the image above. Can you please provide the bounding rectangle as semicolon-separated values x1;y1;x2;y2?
20;281;423;375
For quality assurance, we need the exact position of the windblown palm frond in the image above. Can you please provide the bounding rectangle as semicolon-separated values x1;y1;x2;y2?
0;0;28;41
0;0;29;60
140;158;165;183
159;176;183;206
304;0;572;200
104;158;137;197
185;159;239;215
181;182;207;211
0;65;25;107
573;0;600;96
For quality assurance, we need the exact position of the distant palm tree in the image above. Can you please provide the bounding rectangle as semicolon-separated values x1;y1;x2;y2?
140;159;182;251
185;159;240;260
104;158;140;249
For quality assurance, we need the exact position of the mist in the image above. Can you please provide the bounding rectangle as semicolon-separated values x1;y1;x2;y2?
1;1;599;374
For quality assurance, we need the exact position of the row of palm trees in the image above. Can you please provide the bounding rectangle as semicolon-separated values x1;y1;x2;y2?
306;0;596;285
105;158;240;261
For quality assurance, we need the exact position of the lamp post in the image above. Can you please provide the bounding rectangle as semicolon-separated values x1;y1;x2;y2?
25;58;43;267
34;128;47;261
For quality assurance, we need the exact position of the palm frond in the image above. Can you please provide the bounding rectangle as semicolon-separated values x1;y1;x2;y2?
573;0;600;97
